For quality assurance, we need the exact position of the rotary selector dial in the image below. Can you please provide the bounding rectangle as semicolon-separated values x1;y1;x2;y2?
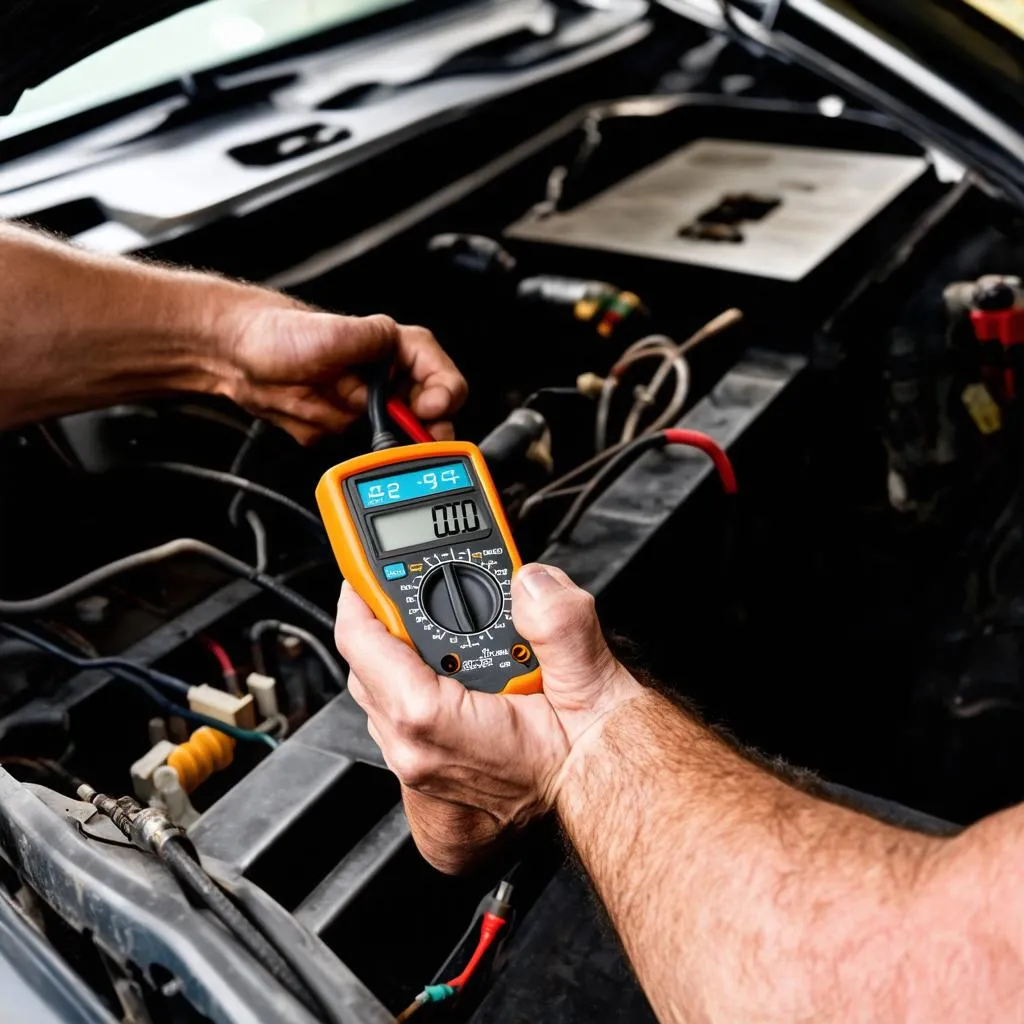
419;561;502;634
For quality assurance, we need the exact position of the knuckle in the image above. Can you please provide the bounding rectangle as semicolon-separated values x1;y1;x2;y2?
403;322;431;341
392;694;439;740
333;620;352;658
388;742;432;788
346;675;368;710
369;313;398;336
537;590;594;640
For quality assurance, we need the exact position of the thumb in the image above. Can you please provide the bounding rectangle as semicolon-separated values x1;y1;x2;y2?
511;564;620;704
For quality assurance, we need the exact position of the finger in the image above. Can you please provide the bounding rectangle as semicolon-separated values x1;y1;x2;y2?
511;564;618;687
260;386;360;433
395;325;468;421
428;420;456;441
260;411;329;446
296;312;399;378
335;583;440;716
322;377;369;415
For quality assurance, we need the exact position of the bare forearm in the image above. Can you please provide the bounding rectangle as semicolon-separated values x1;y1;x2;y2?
0;223;275;429
556;691;1020;1023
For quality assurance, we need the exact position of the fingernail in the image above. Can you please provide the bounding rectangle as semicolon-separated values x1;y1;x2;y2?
518;565;564;599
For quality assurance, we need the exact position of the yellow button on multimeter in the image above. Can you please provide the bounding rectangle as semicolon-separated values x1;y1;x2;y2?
316;441;542;695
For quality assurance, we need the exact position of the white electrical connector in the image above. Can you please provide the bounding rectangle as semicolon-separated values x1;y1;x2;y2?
152;765;199;829
186;684;256;729
245;672;279;719
129;740;178;802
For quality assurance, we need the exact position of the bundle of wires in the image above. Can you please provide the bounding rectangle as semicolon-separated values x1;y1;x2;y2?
0;621;277;750
521;309;743;528
595;308;742;451
548;428;738;544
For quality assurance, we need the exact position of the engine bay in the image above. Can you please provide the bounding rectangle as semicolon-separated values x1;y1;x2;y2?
5;4;1024;1021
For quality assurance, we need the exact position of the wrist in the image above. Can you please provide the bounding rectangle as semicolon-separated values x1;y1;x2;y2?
553;663;647;747
549;670;649;809
154;271;274;400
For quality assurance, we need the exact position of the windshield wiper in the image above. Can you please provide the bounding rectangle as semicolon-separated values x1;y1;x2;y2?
142;71;299;136
318;7;607;110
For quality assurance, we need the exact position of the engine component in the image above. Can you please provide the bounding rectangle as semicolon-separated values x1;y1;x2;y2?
479;408;551;473
517;274;645;339
246;671;280;719
167;726;236;794
186;683;256;729
152;763;200;828
427;231;650;342
130;739;178;802
506;139;929;282
78;783;323;1016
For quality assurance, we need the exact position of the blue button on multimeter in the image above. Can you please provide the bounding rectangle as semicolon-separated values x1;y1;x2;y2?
382;562;408;581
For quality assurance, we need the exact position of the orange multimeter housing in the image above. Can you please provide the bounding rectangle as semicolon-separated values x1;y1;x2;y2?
316;441;542;695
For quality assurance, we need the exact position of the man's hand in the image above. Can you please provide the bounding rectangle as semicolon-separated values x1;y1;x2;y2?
0;222;467;440
336;563;643;872
215;296;466;445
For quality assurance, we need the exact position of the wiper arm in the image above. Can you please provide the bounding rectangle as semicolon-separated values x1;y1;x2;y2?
142;71;299;137
318;9;611;111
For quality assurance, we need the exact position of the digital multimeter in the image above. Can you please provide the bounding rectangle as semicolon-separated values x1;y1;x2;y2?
316;441;542;695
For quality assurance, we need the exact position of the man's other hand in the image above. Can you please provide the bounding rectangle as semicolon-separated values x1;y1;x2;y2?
217;297;467;445
336;564;643;872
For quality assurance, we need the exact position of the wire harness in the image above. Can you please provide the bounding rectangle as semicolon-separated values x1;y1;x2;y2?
0;622;277;749
520;309;743;526
548;428;738;544
395;881;513;1022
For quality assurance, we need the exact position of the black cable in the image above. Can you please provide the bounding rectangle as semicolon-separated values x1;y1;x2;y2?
429;898;491;987
249;620;346;691
252;575;335;633
0;623;276;749
138;462;324;537
0;756;86;795
0;537;333;633
227;419;269;525
429;871;520;986
160;839;321;1016
521;387;582;410
367;371;399;452
549;435;663;544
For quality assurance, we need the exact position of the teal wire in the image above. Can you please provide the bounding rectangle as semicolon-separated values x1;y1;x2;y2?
0;622;277;750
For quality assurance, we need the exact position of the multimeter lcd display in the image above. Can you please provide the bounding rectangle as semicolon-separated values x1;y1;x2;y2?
358;462;470;508
373;498;491;553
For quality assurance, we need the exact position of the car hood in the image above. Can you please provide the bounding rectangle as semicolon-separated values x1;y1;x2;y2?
3;0;1024;207
768;0;1024;205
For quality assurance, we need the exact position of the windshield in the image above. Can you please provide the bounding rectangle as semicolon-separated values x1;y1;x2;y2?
2;0;412;140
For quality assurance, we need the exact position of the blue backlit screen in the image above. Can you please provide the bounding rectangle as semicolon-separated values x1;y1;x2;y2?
358;462;471;508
